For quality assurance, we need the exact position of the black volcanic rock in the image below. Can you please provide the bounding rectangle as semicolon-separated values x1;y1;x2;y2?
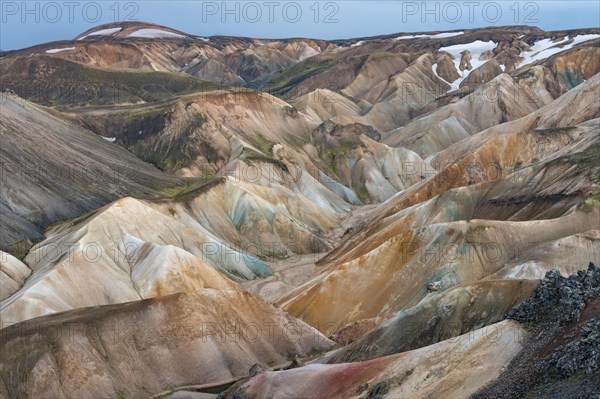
474;264;600;399
507;263;600;325
546;316;600;378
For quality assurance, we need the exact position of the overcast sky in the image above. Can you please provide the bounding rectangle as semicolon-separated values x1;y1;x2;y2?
1;1;599;50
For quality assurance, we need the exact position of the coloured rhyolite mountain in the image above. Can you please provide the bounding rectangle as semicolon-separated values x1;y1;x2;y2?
1;21;599;399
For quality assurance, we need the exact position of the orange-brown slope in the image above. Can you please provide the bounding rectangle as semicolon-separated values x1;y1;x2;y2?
0;289;333;399
279;207;600;335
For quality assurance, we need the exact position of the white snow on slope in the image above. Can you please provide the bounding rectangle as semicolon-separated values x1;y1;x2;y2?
102;136;116;142
518;34;600;67
396;31;464;40
46;47;75;53
439;40;497;90
79;27;122;40
351;40;365;47
129;29;186;39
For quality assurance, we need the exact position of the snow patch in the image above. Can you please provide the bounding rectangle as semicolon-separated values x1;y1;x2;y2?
351;40;365;47
45;47;75;54
438;40;497;91
129;29;186;39
518;34;600;67
79;27;122;40
102;136;116;142
396;31;464;40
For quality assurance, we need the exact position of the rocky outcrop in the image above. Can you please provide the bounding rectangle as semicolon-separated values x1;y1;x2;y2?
474;263;600;399
458;50;472;71
314;120;381;142
546;316;600;378
507;263;600;324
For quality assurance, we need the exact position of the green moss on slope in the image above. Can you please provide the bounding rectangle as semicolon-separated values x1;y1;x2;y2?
0;56;220;107
264;58;337;96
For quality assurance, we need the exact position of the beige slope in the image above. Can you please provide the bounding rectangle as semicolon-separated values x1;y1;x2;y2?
0;289;333;399
342;51;411;103
435;52;461;83
188;58;245;85
304;121;435;203
292;89;365;126
0;203;263;323
165;174;344;256
279;141;598;336
222;320;525;399
315;138;598;284
0;252;31;301
487;230;600;280
341;137;435;202
322;121;598;284
460;58;504;90
0;197;245;324
266;29;598;139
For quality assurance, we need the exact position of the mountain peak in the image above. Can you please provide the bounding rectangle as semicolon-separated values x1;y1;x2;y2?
75;21;194;41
